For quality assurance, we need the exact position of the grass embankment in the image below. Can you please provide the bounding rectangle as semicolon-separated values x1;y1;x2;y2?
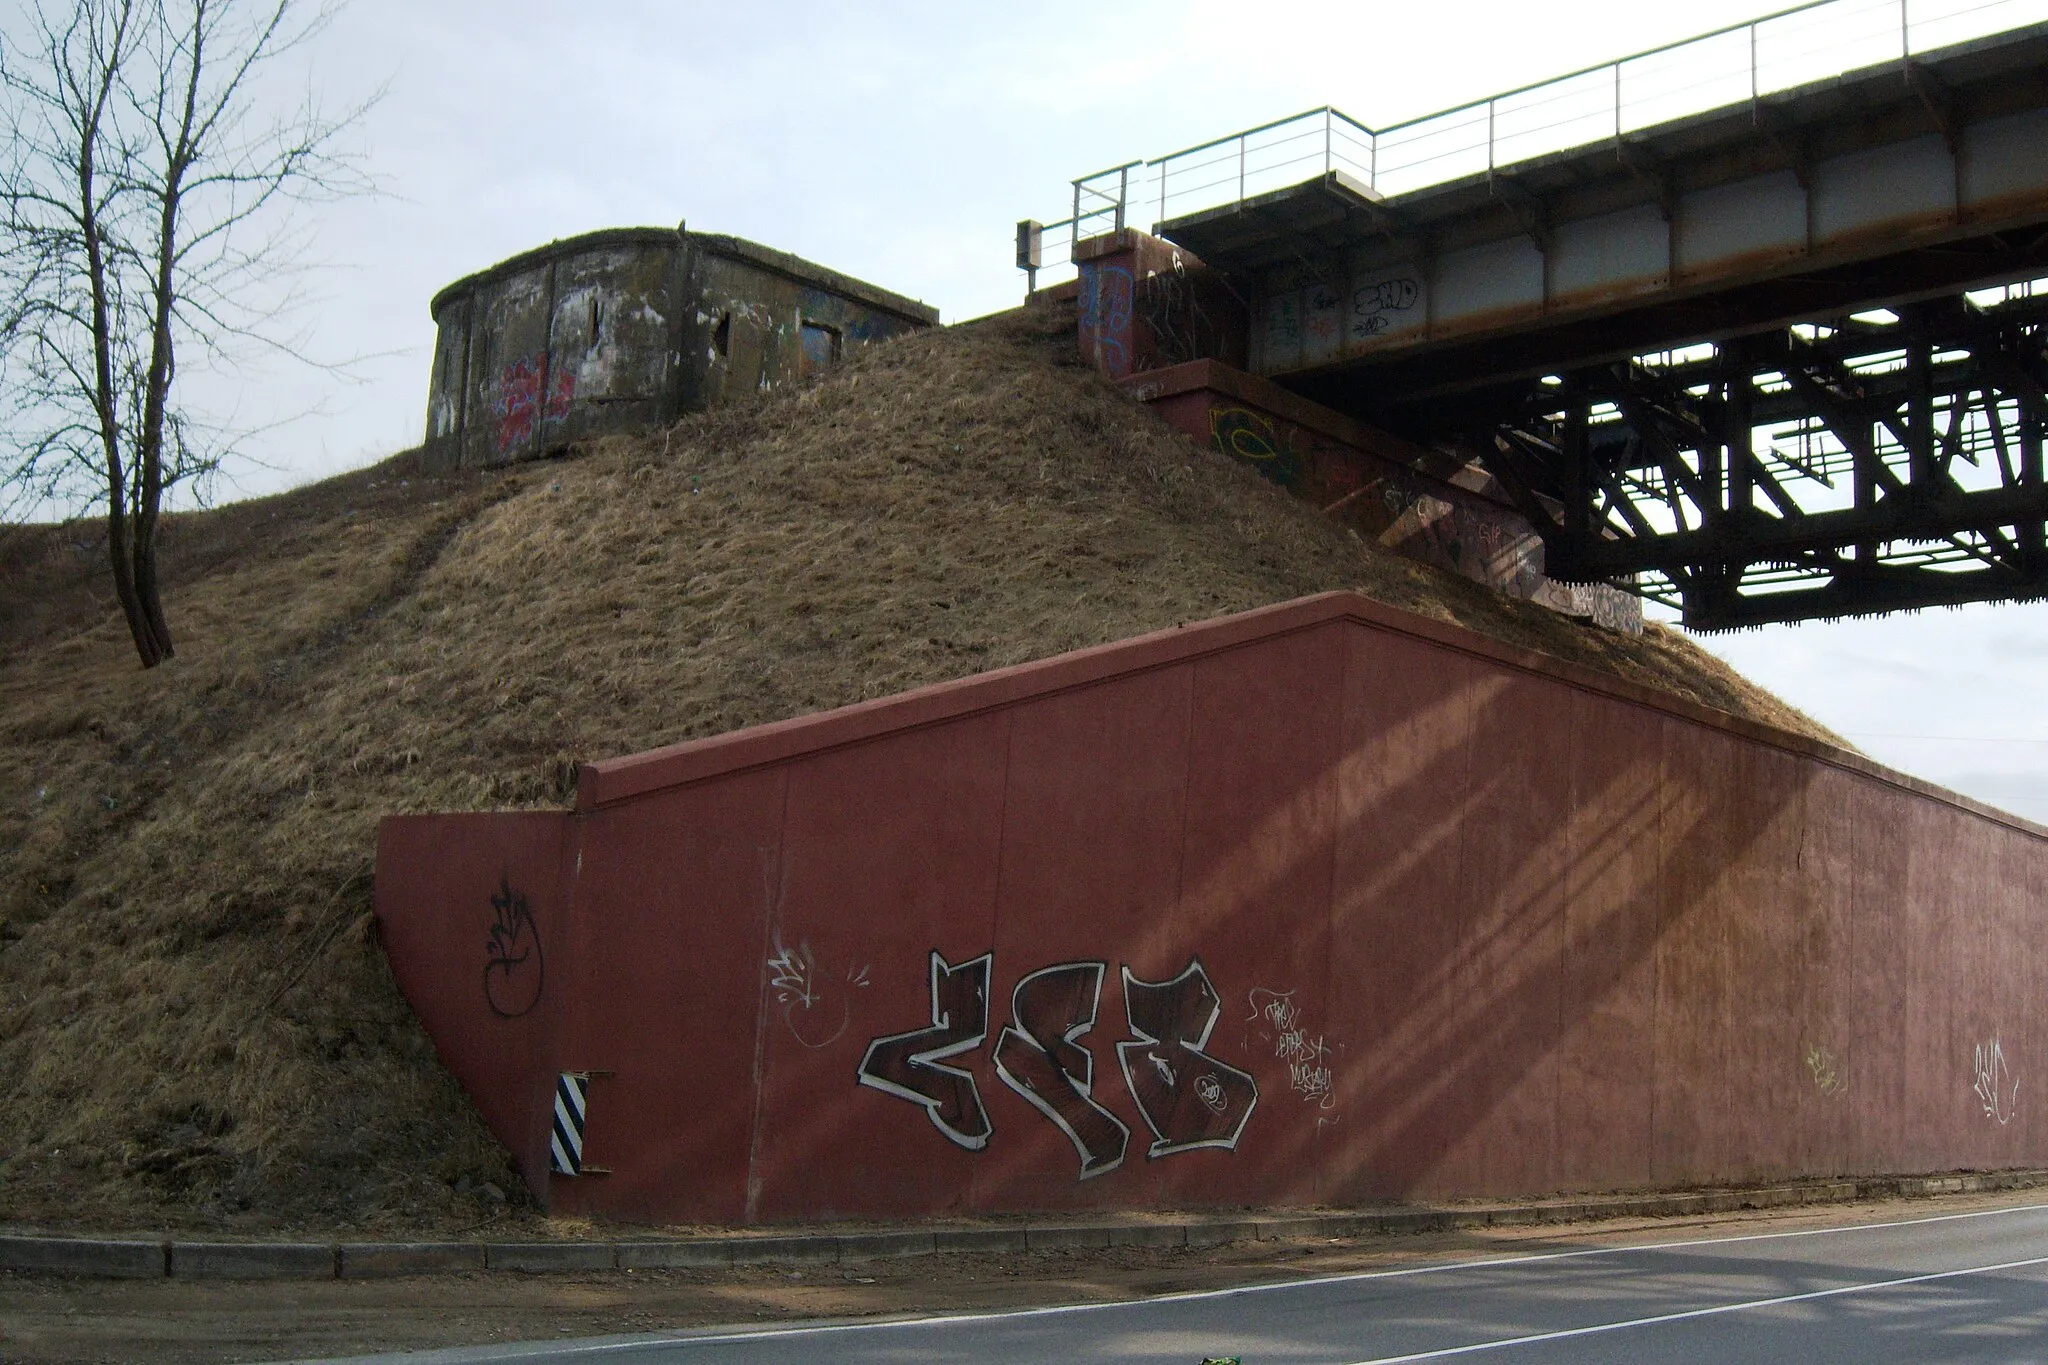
0;301;1837;1233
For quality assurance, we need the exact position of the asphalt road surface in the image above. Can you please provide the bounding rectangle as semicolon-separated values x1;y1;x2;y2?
308;1202;2048;1364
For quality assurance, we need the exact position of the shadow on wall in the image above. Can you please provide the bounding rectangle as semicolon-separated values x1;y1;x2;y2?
742;631;1813;1211
377;594;2046;1224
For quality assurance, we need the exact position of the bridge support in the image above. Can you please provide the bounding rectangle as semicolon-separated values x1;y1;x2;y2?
1470;282;2048;630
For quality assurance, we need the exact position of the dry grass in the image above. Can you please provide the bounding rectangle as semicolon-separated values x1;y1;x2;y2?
0;299;1840;1233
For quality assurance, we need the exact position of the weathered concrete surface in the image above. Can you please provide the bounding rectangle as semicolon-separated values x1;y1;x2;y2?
171;1242;336;1279
377;590;2048;1226
337;1243;487;1278
422;227;937;471
0;1236;164;1278
4;1173;2046;1278
1124;357;1640;632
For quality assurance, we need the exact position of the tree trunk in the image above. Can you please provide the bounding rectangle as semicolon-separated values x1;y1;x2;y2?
106;499;169;668
131;506;175;664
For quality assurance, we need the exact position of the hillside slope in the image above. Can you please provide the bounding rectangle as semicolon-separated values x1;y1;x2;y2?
0;301;1839;1232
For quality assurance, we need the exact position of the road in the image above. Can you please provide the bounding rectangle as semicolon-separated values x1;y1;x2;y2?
309;1201;2048;1364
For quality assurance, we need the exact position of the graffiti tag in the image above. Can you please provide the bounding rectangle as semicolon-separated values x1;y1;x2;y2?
1249;988;1336;1110
491;355;575;454
1208;407;1304;488
992;962;1131;1179
767;937;870;1049
482;873;544;1019
1804;1041;1847;1097
1975;1035;2018;1125
1078;262;1135;378
859;952;1259;1178
1352;273;1420;338
1119;961;1260;1155
856;951;994;1150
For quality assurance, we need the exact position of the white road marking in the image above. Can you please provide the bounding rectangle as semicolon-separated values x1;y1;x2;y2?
522;1198;2048;1357
1343;1251;2048;1362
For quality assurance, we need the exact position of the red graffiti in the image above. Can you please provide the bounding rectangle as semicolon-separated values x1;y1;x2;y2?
492;356;575;454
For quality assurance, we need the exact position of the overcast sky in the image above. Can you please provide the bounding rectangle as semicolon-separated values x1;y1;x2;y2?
63;0;2048;822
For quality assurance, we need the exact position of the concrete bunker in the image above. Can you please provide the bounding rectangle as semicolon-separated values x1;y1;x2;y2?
423;224;938;470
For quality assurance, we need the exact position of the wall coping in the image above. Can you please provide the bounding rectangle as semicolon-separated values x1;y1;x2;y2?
427;226;939;326
690;234;939;325
572;589;2047;842
429;227;682;318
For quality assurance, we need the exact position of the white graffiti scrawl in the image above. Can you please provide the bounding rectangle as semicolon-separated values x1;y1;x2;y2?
766;937;870;1049
1974;1035;2019;1125
1248;988;1337;1110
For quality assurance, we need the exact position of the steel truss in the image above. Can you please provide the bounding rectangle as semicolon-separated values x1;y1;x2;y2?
1476;281;2048;630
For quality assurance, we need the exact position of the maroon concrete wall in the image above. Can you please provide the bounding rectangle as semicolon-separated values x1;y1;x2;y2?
375;593;2048;1225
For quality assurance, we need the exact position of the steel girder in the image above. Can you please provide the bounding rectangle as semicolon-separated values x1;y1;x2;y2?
1470;283;2048;630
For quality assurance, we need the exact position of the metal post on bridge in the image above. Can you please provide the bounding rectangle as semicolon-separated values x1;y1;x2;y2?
1015;220;1042;299
1750;21;1759;121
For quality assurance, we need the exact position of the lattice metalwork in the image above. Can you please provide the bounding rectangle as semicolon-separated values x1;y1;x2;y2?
1477;279;2048;629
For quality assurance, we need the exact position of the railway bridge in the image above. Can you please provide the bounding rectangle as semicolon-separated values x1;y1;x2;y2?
1023;1;2048;628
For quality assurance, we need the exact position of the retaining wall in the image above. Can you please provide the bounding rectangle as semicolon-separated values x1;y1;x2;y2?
1124;360;1641;632
375;591;2048;1225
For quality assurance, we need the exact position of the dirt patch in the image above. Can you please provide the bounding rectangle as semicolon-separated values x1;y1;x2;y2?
0;298;1841;1238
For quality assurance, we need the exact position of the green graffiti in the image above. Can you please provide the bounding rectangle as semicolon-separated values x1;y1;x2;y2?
1209;406;1302;486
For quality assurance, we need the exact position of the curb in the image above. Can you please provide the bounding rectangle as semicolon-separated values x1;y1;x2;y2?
4;1169;2042;1281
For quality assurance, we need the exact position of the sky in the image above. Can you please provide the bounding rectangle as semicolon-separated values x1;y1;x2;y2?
26;0;2048;823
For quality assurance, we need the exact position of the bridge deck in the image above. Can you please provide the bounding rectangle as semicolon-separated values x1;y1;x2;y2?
1155;23;2048;409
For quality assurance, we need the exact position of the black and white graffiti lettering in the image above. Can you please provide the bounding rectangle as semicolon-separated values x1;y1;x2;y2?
1351;274;1420;339
992;962;1131;1180
856;951;994;1150
1117;960;1259;1157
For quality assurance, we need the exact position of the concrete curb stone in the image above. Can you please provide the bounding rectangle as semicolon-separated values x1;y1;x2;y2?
339;1243;486;1278
1026;1224;1112;1252
727;1234;841;1265
1107;1223;1187;1248
618;1239;736;1270
1255;1217;1325;1241
172;1242;337;1279
838;1230;936;1261
932;1226;1030;1254
0;1236;166;1278
485;1242;617;1272
1185;1219;1261;1247
5;1168;2044;1280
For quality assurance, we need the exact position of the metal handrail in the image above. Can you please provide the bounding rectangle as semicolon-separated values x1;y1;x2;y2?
1021;0;2048;289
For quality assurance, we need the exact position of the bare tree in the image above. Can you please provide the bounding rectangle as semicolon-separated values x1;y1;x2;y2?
0;0;367;667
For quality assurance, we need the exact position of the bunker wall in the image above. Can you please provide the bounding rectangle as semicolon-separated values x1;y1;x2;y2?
422;229;936;472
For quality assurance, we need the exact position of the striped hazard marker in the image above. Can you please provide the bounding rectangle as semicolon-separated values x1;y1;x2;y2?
550;1072;590;1176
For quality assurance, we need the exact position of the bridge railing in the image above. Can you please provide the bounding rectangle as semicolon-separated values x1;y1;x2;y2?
1018;0;2048;292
